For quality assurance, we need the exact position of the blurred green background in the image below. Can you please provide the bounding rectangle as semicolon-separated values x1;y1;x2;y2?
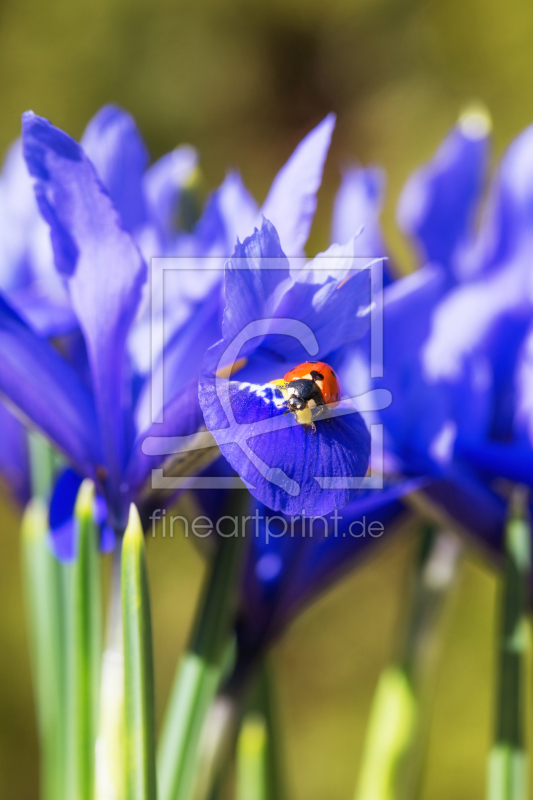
1;0;533;796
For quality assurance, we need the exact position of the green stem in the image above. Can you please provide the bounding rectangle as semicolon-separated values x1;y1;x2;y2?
158;501;249;800
27;430;61;500
236;713;268;800
95;543;125;800
236;659;286;800
354;524;462;800
487;487;531;800
69;479;103;800
122;504;157;800
21;499;70;800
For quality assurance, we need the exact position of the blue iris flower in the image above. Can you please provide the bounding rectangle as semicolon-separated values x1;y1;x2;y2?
0;109;207;539
351;109;533;550
0;107;347;556
418;119;533;492
198;216;381;517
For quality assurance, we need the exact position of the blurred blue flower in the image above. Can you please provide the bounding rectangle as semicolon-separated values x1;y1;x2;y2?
353;109;533;548
235;479;420;661
418;120;533;491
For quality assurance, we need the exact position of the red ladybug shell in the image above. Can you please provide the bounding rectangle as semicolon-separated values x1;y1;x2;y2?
283;361;341;405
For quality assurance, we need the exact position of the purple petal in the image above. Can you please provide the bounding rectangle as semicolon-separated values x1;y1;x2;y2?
23;112;147;519
190;191;227;253
81;104;149;234
272;238;372;360
463;123;533;277
422;257;528;382
143;145;198;241
0;139;75;336
376;265;449;468
397;111;490;273
331;165;387;254
0;400;30;505
420;466;506;552
0;294;101;476
199;376;370;517
260;114;335;257
516;321;533;445
222;218;291;344
100;524;116;553
238;480;415;654
134;283;222;433
0;138;45;292
48;468;82;561
219;220;373;370
126;381;205;499
457;439;533;489
48;467;117;560
216;170;259;248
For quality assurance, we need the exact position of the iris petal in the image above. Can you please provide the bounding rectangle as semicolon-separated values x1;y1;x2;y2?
0;294;101;476
0;400;30;505
216;170;259;248
23;112;147;522
143;145;198;243
81;104;149;234
237;481;414;656
222;218;291;345
0;139;75;336
261;114;335;257
331;164;393;285
397;114;489;273
127;381;206;499
199;375;370;517
49;468;117;560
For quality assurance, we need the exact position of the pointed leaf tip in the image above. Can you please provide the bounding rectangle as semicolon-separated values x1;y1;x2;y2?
124;502;143;544
74;478;95;520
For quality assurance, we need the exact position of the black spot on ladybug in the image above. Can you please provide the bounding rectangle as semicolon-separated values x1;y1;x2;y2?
330;369;336;378
309;370;324;381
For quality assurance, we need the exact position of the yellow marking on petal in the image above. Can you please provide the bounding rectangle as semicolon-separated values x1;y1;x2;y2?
216;357;248;379
270;380;288;401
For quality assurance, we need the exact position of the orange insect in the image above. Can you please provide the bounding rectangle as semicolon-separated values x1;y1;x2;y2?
271;361;341;428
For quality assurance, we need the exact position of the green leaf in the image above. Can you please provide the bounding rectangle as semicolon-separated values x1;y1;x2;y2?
69;479;102;800
21;498;70;800
122;503;157;800
354;666;417;800
487;488;531;800
158;521;247;800
354;525;462;800
236;660;286;800
95;546;126;800
236;713;268;800
27;430;62;500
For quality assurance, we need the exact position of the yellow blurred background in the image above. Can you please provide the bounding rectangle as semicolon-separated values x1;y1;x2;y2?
1;0;533;796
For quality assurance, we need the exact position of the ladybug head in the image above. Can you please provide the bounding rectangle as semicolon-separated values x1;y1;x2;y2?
285;378;324;412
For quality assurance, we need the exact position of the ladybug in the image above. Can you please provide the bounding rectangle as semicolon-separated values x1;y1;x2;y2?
271;361;341;428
